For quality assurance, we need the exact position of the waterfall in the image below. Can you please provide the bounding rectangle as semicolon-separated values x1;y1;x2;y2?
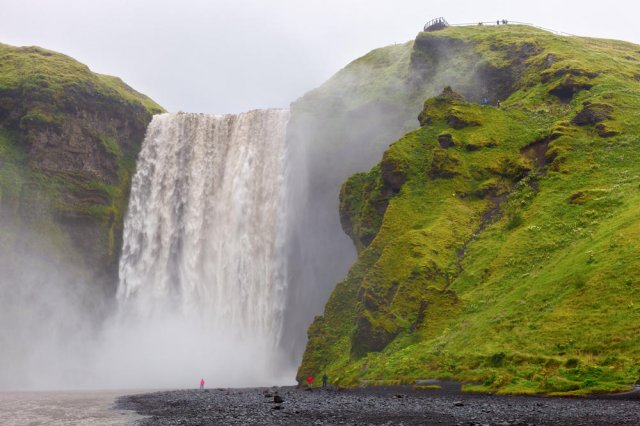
111;110;291;387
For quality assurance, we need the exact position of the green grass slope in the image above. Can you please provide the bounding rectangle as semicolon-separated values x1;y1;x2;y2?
298;25;640;395
0;43;164;290
0;44;162;115
284;22;535;355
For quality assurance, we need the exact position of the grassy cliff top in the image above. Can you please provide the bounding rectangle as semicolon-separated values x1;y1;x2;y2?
298;25;640;395
0;43;164;115
302;24;640;108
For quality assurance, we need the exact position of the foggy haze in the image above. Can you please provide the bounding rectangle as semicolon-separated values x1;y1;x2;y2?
1;0;640;392
0;110;295;390
1;0;638;113
0;221;101;389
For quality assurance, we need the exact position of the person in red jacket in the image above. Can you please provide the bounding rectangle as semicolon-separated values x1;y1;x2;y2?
200;378;205;390
306;375;313;387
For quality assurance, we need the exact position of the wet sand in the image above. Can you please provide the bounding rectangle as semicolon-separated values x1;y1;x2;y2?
117;383;640;425
0;390;146;425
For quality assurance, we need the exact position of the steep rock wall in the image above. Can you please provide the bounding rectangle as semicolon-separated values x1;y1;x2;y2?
0;43;163;292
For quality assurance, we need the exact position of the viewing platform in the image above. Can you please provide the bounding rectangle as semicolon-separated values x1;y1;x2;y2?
424;17;449;32
423;17;575;37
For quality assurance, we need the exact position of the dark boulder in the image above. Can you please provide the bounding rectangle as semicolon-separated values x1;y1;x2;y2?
437;86;465;102
418;87;466;126
429;149;461;179
446;110;480;129
548;76;593;101
380;157;407;194
596;123;619;137
571;102;613;126
437;133;455;148
351;312;399;357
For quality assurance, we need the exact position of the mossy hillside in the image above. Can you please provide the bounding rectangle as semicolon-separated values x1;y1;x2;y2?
298;25;640;395
285;25;556;355
0;44;162;116
0;42;164;289
301;96;552;385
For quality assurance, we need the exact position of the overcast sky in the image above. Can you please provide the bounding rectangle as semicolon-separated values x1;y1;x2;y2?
2;0;638;114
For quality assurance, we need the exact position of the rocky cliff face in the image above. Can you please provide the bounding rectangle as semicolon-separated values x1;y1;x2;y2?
0;43;163;292
283;27;536;361
298;25;640;395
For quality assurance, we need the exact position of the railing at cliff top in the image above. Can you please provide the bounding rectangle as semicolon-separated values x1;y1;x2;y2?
447;21;577;37
424;17;449;32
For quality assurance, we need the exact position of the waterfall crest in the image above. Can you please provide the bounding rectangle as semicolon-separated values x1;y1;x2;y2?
112;110;290;386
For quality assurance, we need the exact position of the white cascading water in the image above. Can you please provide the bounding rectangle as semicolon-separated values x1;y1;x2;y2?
107;109;291;387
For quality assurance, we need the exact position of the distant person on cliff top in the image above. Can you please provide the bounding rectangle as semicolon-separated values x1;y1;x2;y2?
200;378;205;390
497;99;501;108
322;373;328;388
306;375;313;387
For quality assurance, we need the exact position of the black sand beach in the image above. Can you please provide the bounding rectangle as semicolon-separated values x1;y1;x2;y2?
117;383;640;425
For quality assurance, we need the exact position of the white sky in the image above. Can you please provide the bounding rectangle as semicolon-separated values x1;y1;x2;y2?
2;0;639;114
